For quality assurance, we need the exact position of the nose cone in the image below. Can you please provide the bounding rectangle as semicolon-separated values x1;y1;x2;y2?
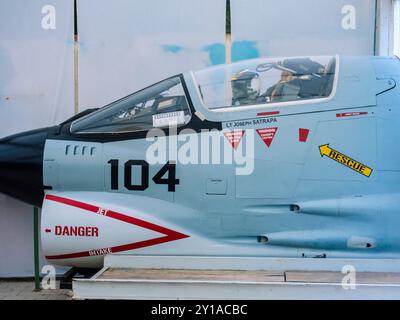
0;128;49;207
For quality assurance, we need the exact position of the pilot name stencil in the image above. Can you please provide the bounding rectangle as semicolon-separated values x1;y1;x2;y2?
319;144;373;177
225;117;277;129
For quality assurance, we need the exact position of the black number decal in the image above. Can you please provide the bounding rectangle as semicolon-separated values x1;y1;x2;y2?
108;160;178;192
108;159;119;190
152;161;180;192
124;160;149;191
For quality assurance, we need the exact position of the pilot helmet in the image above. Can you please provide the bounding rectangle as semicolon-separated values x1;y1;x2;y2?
231;69;260;105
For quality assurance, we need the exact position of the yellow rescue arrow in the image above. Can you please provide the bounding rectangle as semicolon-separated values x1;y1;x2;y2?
319;144;373;177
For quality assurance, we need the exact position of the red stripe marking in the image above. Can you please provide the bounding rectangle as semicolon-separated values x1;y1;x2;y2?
44;194;189;260
299;128;310;142
257;111;280;117
336;112;368;118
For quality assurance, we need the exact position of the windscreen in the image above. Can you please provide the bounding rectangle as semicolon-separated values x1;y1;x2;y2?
71;76;191;134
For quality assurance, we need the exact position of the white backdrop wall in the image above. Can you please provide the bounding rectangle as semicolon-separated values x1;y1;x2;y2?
78;0;226;110
0;1;74;137
0;0;387;277
231;0;377;60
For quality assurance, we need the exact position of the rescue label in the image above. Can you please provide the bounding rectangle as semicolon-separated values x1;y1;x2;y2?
319;144;373;177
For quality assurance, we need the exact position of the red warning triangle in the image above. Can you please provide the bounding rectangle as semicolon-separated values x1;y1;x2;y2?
224;130;245;150
256;127;278;148
43;194;189;260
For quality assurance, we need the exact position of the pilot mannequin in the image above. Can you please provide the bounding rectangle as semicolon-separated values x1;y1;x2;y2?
263;69;295;102
231;69;261;106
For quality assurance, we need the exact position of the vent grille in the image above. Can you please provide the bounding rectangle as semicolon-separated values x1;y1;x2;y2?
65;144;96;156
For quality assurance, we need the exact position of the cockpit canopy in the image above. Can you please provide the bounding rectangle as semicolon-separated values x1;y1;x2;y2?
193;56;336;110
70;56;337;134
